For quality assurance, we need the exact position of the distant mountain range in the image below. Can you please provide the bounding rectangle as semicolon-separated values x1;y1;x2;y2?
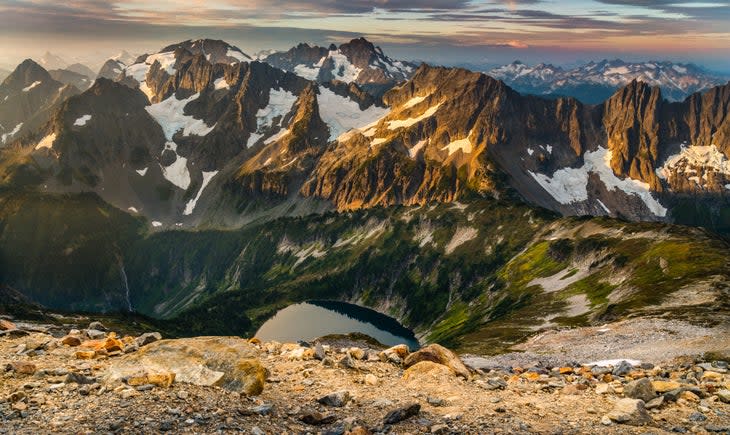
0;37;728;347
489;59;729;103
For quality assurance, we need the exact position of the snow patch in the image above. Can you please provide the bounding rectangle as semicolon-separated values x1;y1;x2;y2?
329;51;362;83
442;131;473;156
213;77;229;90
604;66;630;75
136;167;148;177
402;95;428;109
128;207;139;213
657;144;730;187
152;221;163;228
387;103;441;130
294;64;320;81
409;140;427;159
265;128;290;145
371;137;387;147
159;141;190;190
1;122;22;143
596;199;611;213
183;170;219;215
22;81;41;92
34;133;56;150
585;359;641;368
529;146;667;217
146;52;176;75
317;87;389;141
73;114;92;126
249;88;297;144
145;93;215;140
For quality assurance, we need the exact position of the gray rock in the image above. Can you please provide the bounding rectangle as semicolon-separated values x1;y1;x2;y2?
318;390;351;407
384;403;421;424
251;427;265;435
135;332;162;347
427;397;446;407
88;321;107;331
605;398;652;426
591;366;612;376
645;396;665;409
717;389;730;403
624;378;656;402
64;373;96;385
135;384;155;392
612;360;634;376
314;342;326;360
251;404;273;416
338;353;357;370
688;412;706;422
85;329;106;340
706;424;730;433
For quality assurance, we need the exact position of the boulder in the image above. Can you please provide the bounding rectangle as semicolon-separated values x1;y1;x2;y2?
88;321;107;331
85;329;106;340
379;344;409;364
106;337;266;395
136;332;162;347
624;378;656;402
403;344;470;379
605;398;652;426
645;396;665;409
403;361;456;383
612;360;634;376
61;335;82;347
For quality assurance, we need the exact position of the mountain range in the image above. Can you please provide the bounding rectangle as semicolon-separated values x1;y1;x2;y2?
0;37;728;351
489;59;729;104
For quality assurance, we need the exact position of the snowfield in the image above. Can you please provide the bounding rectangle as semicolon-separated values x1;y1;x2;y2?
317;87;388;141
529;146;667;217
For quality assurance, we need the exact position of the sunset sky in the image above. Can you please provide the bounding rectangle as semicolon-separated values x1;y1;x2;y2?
1;0;729;71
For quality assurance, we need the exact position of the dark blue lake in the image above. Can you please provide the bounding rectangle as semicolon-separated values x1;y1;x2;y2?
255;300;420;350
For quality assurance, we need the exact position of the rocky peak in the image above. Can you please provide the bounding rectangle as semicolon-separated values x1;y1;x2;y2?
160;39;251;65
603;80;664;188
97;59;126;80
2;59;53;90
263;37;415;97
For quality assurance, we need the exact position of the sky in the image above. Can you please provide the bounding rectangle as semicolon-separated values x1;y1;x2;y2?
1;0;729;72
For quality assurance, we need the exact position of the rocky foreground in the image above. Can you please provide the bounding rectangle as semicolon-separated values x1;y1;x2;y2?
1;317;729;434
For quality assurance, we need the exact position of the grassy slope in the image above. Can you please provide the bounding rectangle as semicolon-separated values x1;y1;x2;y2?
1;191;728;353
